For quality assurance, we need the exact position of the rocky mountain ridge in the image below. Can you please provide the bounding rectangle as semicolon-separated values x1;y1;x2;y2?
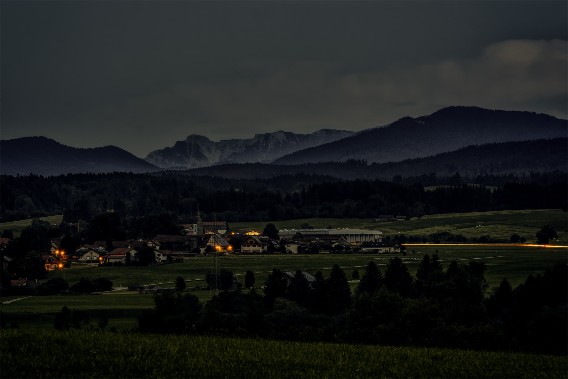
145;129;354;169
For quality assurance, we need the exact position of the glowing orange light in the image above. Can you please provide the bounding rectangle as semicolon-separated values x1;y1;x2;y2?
227;246;233;252
58;263;63;269
401;243;568;249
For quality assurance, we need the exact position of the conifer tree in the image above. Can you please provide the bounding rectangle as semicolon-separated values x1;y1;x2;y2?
356;261;383;297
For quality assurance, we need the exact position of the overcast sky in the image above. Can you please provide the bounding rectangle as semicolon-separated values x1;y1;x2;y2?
1;1;567;157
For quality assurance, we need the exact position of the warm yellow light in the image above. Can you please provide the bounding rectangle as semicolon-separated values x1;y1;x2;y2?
245;231;260;236
227;246;233;251
58;263;63;269
215;245;222;252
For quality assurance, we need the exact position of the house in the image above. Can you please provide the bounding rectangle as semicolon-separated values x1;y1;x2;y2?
279;228;383;245
77;248;103;263
241;236;264;254
206;234;232;253
285;242;300;254
154;250;167;263
102;247;134;265
43;255;61;271
202;221;229;235
152;235;197;252
49;238;61;254
374;215;395;223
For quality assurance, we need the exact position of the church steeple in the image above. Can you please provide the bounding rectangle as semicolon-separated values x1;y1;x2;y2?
195;204;204;236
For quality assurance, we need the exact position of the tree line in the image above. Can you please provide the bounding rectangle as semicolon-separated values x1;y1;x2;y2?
131;258;567;355
1;172;566;223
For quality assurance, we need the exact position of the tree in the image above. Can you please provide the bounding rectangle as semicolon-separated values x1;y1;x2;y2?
54;306;71;330
351;269;360;280
244;270;255;289
356;261;383;297
287;270;311;307
59;234;78;257
87;212;125;243
219;269;234;291
135;246;156;266
325;264;352;314
536;225;558;244
175;276;186;292
263;223;279;239
384;257;413;297
264;268;288;306
415;253;443;297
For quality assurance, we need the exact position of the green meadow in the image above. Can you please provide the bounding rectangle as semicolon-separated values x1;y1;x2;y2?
1;329;566;378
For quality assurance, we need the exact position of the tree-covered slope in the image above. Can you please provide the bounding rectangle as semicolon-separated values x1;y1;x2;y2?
0;137;158;176
274;107;568;165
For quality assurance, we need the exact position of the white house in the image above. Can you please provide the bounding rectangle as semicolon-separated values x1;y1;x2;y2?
241;236;265;254
78;249;102;263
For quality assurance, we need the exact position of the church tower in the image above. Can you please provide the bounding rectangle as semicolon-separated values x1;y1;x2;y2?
195;204;204;236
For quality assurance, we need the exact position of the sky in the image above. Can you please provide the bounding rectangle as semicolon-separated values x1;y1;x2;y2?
1;0;567;157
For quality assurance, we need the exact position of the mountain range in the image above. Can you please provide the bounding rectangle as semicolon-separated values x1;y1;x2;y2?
274;106;568;164
1;106;567;177
178;138;568;180
144;129;354;169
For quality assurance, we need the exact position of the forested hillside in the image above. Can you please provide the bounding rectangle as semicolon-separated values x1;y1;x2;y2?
180;138;568;180
1;172;566;223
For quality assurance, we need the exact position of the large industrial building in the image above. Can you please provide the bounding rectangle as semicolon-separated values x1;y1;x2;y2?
279;228;382;245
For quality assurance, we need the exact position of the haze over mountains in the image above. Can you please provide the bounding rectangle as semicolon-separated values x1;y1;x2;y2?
1;106;567;177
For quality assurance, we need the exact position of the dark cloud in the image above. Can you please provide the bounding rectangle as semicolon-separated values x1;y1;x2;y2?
1;1;566;156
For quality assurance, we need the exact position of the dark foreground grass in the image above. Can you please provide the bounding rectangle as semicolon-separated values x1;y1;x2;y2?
1;329;565;379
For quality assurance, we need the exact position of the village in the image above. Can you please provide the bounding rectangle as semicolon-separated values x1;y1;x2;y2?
38;213;397;272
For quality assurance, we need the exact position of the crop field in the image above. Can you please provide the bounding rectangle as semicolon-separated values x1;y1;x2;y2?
232;209;568;244
1;329;566;378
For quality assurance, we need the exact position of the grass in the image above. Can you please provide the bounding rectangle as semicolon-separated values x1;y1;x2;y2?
0;214;63;237
1;329;566;378
231;209;568;244
53;247;568;290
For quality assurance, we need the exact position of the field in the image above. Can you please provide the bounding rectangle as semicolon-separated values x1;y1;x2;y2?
0;214;63;237
1;209;566;330
1;329;566;378
232;209;568;244
2;246;566;330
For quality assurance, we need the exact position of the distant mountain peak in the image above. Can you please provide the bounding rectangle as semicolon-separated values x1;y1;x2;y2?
0;137;157;176
145;129;354;169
